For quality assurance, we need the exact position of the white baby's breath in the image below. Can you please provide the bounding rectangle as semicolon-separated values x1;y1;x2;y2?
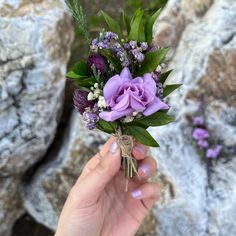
98;96;107;108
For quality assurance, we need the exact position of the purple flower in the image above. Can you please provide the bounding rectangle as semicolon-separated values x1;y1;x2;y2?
83;111;99;130
99;67;169;121
140;42;149;51
197;139;209;149
87;54;107;75
193;116;205;126
192;128;209;140
74;90;96;115
206;145;222;159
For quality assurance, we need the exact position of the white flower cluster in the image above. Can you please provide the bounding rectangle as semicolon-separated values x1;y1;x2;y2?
88;83;107;109
122;111;142;123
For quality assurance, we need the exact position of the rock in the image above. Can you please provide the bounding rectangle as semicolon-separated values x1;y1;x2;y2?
0;177;24;236
24;111;109;230
0;0;74;176
0;0;73;235
149;0;236;235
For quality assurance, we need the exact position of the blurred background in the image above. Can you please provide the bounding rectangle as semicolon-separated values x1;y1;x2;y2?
0;0;236;236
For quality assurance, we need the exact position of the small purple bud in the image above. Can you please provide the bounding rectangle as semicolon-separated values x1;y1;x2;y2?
91;38;99;45
74;90;96;115
129;40;137;48
87;122;96;130
192;128;210;140
136;53;145;62
197;139;209;149
193;116;205;126
140;42;149;51
87;54;107;75
206;145;222;159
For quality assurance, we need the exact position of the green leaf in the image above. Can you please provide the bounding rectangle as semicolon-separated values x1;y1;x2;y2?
100;49;122;72
66;61;88;79
126;126;160;147
160;70;173;84
163;84;182;97
137;47;169;75
132;112;175;127
146;8;162;44
122;10;130;35
128;9;144;41
96;119;118;134
74;77;96;88
101;11;122;37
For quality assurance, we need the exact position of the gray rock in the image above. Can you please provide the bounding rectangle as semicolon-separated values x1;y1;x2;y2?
151;0;236;235
0;0;74;176
0;0;73;235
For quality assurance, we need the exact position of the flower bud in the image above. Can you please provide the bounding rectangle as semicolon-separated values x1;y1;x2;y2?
87;54;107;75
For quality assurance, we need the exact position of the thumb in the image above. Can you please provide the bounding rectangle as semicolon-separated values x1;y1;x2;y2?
76;139;121;202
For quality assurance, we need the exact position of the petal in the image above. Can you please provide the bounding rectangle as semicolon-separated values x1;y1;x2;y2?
143;97;169;116
103;75;123;101
112;93;130;111
143;73;157;97
99;108;133;122
120;67;132;81
130;95;146;112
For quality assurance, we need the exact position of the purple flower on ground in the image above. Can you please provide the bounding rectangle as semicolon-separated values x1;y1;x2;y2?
206;145;222;158
87;54;107;75
192;128;209;140
99;67;169;122
197;139;209;149
74;90;96;115
193;116;205;126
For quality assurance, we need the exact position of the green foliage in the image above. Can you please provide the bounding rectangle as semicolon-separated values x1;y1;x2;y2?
122;10;130;35
126;126;160;147
137;48;169;75
132;112;175;127
65;0;90;42
163;84;182;97
160;70;173;84
100;11;122;37
100;49;122;72
145;8;161;44
128;9;145;41
96;119;118;133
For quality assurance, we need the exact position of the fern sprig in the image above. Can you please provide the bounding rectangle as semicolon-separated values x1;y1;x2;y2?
65;0;90;42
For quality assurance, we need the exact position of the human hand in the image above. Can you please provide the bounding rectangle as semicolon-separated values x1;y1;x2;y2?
55;137;160;236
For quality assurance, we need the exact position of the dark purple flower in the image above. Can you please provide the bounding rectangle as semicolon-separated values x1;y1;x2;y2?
192;128;209;140
193;116;205;126
74;90;96;115
197;139;209;149
87;54;107;75
206;145;222;159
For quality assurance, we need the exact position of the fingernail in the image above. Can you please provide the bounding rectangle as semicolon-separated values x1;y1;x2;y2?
139;164;150;176
109;141;118;154
131;189;142;199
134;144;146;154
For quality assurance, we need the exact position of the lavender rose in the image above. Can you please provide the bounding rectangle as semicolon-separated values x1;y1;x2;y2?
99;67;169;121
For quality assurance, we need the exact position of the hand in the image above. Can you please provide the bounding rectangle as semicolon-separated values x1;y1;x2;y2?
55;137;160;236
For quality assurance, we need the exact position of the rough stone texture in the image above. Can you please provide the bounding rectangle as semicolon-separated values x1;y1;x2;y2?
0;0;73;235
151;0;236;235
24;111;109;230
0;0;73;176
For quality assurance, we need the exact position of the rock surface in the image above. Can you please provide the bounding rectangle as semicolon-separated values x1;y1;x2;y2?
151;0;236;235
0;0;73;235
23;0;236;236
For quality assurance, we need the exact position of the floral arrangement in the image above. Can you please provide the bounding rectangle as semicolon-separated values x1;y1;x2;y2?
65;0;181;187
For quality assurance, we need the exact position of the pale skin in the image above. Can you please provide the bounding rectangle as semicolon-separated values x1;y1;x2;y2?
55;137;160;236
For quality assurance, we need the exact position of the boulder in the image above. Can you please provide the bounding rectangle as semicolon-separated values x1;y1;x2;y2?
0;0;73;235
